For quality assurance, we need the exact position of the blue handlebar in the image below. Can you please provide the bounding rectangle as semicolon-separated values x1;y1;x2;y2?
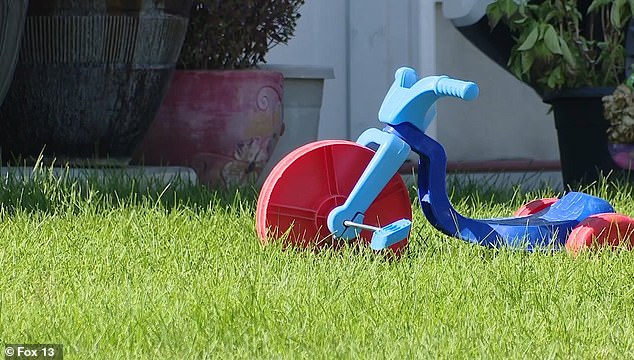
378;67;479;132
435;77;479;101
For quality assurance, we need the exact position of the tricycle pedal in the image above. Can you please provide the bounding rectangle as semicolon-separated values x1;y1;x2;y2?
369;219;412;250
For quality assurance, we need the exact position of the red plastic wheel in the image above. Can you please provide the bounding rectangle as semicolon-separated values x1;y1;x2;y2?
513;198;559;217
256;140;412;252
566;213;634;253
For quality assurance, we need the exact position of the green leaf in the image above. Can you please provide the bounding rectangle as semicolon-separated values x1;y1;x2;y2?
611;0;626;27
543;25;563;55
501;0;518;16
517;26;539;51
487;4;503;29
521;51;535;75
518;2;527;17
547;66;564;90
508;52;524;80
610;0;632;28
588;0;613;14
559;37;576;67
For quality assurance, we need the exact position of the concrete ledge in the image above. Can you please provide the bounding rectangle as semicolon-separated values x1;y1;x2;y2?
399;159;564;191
258;64;335;79
399;159;561;174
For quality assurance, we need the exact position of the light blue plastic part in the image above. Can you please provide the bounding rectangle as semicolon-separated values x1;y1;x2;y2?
327;128;411;239
378;67;479;131
318;67;619;252
370;219;413;250
326;67;478;240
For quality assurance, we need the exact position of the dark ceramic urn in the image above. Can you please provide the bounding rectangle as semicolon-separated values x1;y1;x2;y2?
0;0;28;106
0;0;193;163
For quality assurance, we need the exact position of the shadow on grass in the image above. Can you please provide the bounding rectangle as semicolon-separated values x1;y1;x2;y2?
404;170;560;208
437;170;634;207
0;166;260;214
3;163;632;218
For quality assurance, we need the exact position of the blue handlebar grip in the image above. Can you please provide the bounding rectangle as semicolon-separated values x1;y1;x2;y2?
435;78;479;101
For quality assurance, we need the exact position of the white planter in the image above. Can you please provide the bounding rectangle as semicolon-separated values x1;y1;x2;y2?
258;64;335;182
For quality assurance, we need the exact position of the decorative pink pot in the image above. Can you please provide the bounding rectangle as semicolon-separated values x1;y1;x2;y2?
133;70;284;188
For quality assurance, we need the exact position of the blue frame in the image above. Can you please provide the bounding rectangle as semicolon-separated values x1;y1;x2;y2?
386;122;614;250
326;67;616;250
327;128;411;240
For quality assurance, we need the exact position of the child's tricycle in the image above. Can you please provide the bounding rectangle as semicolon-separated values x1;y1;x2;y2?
256;67;634;253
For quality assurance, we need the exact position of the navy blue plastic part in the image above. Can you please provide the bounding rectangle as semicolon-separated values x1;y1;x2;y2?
319;68;616;251
386;122;616;250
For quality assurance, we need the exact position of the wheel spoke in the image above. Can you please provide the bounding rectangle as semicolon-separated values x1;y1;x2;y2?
374;179;406;203
257;140;411;254
267;202;317;221
323;145;339;196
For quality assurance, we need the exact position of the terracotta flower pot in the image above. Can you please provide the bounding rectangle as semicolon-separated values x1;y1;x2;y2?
133;70;284;189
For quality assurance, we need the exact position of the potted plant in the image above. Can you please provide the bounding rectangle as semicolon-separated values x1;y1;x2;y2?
133;0;305;189
0;0;28;107
486;0;634;188
256;64;335;185
0;0;193;164
603;78;634;170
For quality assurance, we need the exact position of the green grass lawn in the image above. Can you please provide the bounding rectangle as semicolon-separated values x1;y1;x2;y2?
1;169;634;359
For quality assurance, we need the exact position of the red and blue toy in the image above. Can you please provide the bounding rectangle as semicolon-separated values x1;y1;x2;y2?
256;67;634;253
